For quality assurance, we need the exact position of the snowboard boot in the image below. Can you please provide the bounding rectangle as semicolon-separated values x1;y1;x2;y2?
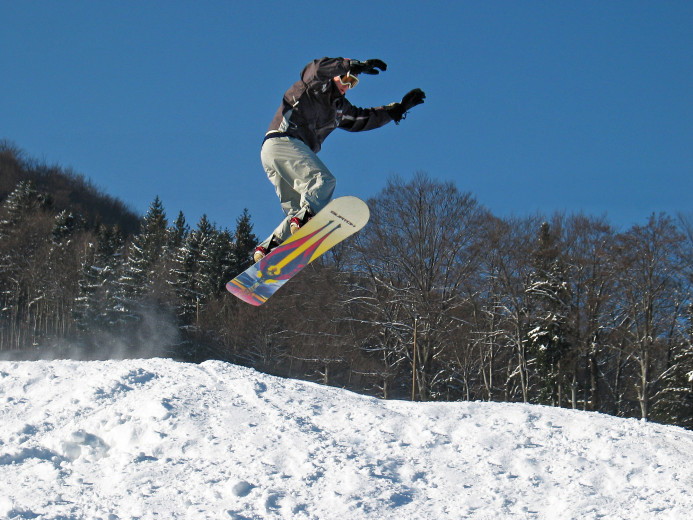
253;246;267;263
253;236;280;263
289;210;314;235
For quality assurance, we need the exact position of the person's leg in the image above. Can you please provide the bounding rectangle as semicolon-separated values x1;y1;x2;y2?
259;137;336;248
290;139;336;216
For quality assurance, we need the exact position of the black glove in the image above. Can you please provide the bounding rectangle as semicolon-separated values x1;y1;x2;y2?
385;88;426;123
349;59;387;75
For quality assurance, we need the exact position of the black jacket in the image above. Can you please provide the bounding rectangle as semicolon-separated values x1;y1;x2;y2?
266;57;393;153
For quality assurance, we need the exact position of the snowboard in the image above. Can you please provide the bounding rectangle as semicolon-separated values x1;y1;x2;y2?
226;196;370;306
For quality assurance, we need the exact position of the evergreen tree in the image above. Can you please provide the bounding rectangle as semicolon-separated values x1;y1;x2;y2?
0;181;55;350
231;208;257;275
73;224;126;332
52;210;84;244
205;228;235;297
120;196;169;308
527;221;573;405
171;215;215;327
0;181;51;227
191;215;216;297
650;303;693;428
168;211;189;251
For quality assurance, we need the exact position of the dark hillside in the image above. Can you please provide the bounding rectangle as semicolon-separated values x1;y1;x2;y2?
0;141;140;234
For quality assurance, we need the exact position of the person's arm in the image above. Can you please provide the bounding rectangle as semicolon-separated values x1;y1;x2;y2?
338;98;394;132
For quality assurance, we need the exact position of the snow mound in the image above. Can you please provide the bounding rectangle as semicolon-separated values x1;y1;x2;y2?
1;358;692;519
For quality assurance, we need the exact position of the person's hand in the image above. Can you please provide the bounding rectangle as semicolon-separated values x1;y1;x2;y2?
349;59;387;75
385;88;426;123
401;88;426;110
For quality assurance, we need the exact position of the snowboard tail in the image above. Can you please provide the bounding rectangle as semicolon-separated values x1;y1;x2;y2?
226;196;369;306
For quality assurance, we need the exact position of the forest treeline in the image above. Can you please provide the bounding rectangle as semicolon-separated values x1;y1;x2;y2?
1;142;692;429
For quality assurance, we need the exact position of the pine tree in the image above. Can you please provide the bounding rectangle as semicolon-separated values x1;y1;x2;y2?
0;181;55;350
0;181;51;227
120;196;169;308
650;302;693;428
171;215;215;327
205;228;235;297
73;224;126;332
231;208;257;275
168;211;189;251
527;221;573;406
52;210;84;244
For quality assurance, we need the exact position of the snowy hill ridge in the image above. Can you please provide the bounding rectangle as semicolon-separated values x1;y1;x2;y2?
1;359;692;520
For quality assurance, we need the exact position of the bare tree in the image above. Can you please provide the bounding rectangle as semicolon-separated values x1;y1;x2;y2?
484;215;544;403
559;214;617;411
352;172;487;400
613;214;687;420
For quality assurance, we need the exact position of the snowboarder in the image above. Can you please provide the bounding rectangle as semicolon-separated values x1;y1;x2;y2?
254;56;426;262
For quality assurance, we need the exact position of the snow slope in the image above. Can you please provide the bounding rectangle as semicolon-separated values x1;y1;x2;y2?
1;358;691;520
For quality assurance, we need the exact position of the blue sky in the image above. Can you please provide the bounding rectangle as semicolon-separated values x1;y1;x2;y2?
2;1;691;238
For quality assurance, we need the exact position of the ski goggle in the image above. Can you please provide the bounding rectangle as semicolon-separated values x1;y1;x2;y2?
338;73;359;89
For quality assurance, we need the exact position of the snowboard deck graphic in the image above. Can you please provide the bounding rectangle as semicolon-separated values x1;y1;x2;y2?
226;196;369;306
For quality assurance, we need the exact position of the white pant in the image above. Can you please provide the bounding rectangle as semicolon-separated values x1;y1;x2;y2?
258;136;336;248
